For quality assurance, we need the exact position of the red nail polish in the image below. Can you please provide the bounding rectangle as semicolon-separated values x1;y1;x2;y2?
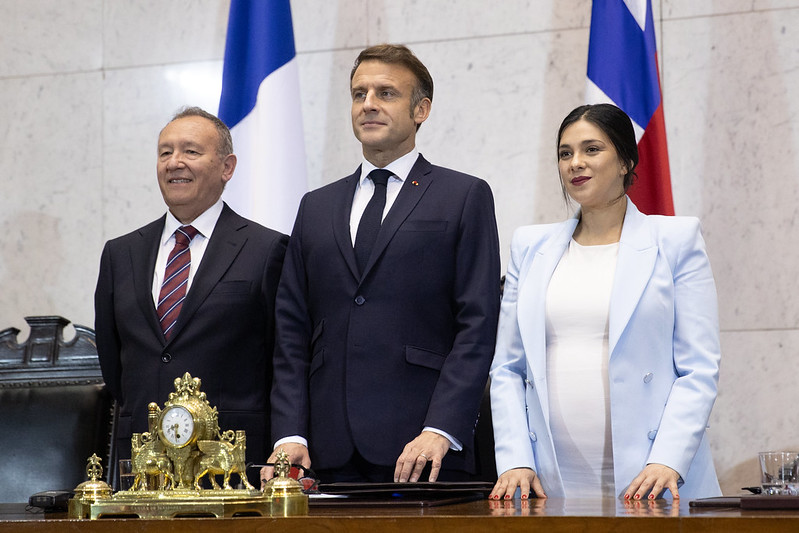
649;494;654;500
634;494;640;500
521;494;528;500
504;494;510;500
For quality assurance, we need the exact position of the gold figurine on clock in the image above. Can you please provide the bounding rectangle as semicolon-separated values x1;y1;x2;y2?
139;373;224;490
69;372;307;519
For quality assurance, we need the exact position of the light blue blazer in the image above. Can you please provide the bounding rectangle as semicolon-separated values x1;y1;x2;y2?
490;198;721;499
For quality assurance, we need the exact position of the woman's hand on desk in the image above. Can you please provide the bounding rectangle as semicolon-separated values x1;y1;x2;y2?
624;463;680;500
490;467;547;500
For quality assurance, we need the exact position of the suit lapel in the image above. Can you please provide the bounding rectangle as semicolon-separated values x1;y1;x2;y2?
517;218;576;423
358;155;433;281
608;198;657;358
168;204;247;343
332;168;361;281
130;216;166;342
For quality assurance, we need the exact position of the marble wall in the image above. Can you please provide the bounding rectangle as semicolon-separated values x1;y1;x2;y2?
1;0;797;495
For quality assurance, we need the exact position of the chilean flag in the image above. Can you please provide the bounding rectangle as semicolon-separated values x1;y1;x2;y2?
586;0;674;215
218;0;307;234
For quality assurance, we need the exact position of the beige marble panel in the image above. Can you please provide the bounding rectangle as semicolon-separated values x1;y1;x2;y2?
103;0;229;68
711;329;799;495
754;0;799;8
101;61;225;242
662;9;799;331
662;0;755;19
0;0;103;77
103;0;372;68
370;0;592;44
394;30;588;264
296;50;363;192
0;72;103;329
295;30;588;267
296;30;589;268
291;0;370;52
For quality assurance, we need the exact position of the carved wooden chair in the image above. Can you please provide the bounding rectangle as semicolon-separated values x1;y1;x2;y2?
0;316;115;503
471;276;505;483
472;380;497;482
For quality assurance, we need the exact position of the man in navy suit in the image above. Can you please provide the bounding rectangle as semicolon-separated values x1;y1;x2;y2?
95;107;288;471
267;44;500;483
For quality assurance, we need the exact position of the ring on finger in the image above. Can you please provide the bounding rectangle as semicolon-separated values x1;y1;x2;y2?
419;453;428;461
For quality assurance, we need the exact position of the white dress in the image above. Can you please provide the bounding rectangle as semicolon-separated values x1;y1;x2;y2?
545;238;619;498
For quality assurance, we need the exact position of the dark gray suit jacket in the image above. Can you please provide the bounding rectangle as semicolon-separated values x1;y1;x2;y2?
95;203;288;464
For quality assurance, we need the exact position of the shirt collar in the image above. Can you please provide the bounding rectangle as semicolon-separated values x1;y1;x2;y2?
359;148;419;186
161;198;224;245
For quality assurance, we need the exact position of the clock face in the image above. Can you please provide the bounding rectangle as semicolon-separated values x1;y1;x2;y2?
160;405;195;447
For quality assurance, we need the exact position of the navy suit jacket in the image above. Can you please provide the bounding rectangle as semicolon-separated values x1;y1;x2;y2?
271;155;501;473
95;203;288;465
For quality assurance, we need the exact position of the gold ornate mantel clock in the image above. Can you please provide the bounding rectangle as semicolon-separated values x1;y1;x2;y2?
68;372;308;519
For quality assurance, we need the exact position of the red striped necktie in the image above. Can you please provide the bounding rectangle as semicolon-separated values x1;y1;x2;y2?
157;225;199;340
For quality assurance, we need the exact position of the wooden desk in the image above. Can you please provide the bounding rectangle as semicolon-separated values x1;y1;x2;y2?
3;498;798;532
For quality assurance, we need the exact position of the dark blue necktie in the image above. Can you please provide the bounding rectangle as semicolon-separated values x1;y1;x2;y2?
354;169;392;274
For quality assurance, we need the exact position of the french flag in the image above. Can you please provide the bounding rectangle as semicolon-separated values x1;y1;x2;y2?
586;0;674;215
218;0;307;234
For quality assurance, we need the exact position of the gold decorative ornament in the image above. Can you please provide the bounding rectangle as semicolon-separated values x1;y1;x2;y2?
68;454;113;518
69;372;308;519
264;449;309;516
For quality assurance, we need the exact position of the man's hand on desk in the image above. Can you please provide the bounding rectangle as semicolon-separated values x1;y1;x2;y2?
260;443;312;489
394;430;450;483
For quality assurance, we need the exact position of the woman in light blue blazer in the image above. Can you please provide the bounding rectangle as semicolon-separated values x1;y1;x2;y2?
489;104;721;502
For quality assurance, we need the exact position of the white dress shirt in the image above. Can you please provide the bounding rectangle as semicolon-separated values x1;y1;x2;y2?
348;148;418;244
151;199;224;305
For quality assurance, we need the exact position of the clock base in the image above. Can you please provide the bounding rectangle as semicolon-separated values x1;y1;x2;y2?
75;489;307;519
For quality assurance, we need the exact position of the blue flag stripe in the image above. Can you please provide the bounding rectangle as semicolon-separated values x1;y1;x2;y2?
587;0;660;127
219;0;297;128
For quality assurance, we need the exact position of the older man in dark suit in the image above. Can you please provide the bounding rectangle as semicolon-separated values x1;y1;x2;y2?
95;107;288;471
267;44;500;484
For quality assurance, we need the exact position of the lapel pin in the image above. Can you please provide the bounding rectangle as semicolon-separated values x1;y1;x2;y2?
412;180;419;186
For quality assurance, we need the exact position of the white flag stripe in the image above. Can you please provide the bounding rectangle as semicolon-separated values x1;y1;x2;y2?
222;58;307;234
585;79;646;142
622;0;647;31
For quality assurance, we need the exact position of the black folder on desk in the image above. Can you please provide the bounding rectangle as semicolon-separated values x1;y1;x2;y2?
690;495;799;510
311;481;493;507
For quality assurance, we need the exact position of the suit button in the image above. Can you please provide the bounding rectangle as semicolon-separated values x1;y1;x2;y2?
161;353;172;363
647;430;658;440
643;372;654;383
354;295;366;305
529;432;537;442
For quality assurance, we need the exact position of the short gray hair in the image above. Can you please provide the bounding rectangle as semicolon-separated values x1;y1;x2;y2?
167;106;233;158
